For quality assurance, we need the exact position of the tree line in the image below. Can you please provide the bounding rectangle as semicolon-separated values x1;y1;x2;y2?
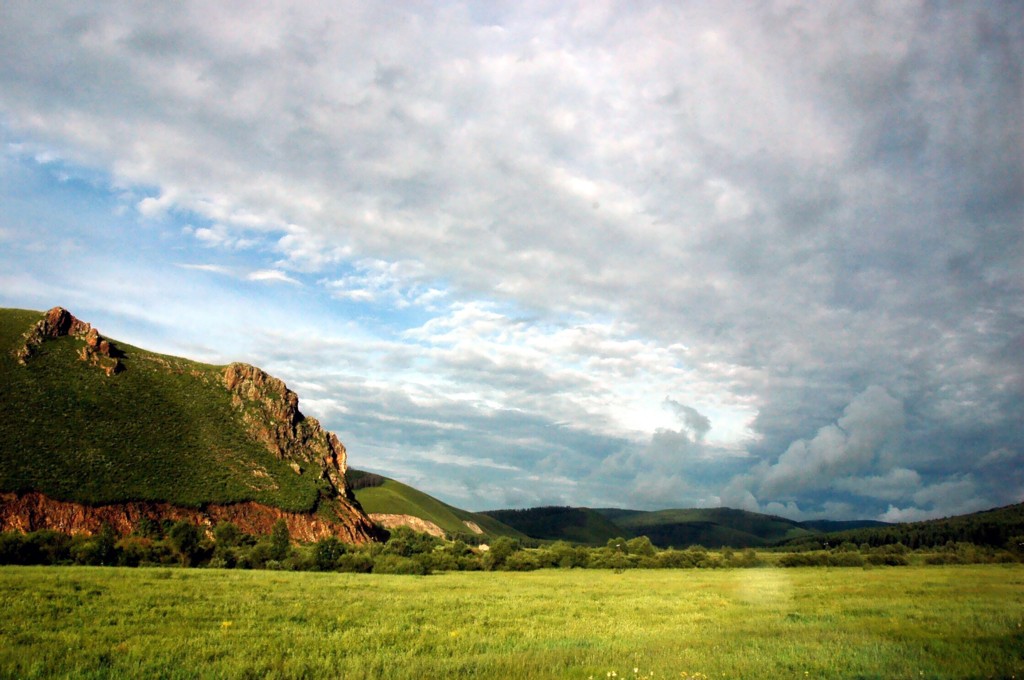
1;520;1022;574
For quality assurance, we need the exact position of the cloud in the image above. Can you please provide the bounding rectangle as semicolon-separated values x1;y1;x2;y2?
246;269;300;285
664;398;712;442
757;386;905;498
176;263;232;275
1;2;1020;515
879;476;989;523
834;468;921;502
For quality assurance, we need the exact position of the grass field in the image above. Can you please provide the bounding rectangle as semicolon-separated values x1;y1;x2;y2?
1;565;1021;679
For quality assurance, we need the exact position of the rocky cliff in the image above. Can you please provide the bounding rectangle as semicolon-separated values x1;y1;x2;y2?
1;307;383;543
223;362;349;497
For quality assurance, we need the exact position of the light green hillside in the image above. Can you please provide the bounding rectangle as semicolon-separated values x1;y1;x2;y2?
352;474;524;540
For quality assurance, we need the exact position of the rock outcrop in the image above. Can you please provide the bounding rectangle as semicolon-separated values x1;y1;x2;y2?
0;492;376;543
223;362;349;497
15;306;123;375
370;513;447;538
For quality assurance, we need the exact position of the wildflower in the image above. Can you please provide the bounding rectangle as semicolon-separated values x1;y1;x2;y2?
220;621;232;630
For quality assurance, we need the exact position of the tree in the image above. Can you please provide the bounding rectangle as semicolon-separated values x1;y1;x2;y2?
214;522;242;547
483;536;520;571
607;537;628;553
270;519;291;561
314;537;346;571
168;520;201;566
94;523;119;565
626;536;656;557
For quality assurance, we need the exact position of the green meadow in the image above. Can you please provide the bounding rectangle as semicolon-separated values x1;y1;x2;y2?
1;565;1021;679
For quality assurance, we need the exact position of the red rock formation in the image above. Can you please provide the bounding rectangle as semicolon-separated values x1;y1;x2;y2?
0;491;380;543
15;306;123;374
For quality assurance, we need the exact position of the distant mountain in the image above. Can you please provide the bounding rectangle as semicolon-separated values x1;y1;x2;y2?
480;506;623;545
0;307;379;543
348;469;525;542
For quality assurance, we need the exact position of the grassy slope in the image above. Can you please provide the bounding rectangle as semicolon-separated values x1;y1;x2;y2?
2;565;1021;679
0;308;324;511
352;476;525;540
480;506;625;545
610;507;816;548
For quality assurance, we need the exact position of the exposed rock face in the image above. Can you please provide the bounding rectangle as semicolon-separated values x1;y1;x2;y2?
15;306;123;375
462;520;485;535
223;362;349;497
0;492;377;543
370;513;446;538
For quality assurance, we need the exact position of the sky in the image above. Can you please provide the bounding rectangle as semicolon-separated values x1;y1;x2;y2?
1;1;1021;521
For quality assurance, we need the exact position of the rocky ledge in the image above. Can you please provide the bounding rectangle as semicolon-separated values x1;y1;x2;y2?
15;306;123;375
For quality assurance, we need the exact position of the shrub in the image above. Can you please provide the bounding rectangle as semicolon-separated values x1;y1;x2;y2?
337;552;374;573
504;550;541;571
867;552;909;566
270;519;291;561
168;521;202;566
372;555;428;575
213;522;243;548
314;537;347;571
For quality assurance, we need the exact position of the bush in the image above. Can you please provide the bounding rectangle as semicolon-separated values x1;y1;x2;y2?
168;521;202;566
372;555;429;575
213;522;243;548
504;550;541;571
867;552;909;566
314;537;346;571
337;552;375;573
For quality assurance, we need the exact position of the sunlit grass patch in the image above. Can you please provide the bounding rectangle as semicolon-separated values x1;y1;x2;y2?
0;565;1021;678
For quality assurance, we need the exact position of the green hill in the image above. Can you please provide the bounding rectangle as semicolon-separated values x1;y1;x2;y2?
783;502;1024;550
480;506;625;545
0;307;350;514
481;505;820;548
600;507;816;548
349;470;525;541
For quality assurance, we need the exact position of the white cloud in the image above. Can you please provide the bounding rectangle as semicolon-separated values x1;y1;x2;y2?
758;386;905;497
246;269;300;285
176;263;232;275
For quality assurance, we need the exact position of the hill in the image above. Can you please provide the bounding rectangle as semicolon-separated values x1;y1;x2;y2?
484;505;887;548
599;507;816;548
480;506;625;545
799;519;891;533
0;307;378;542
782;502;1024;550
348;469;525;542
